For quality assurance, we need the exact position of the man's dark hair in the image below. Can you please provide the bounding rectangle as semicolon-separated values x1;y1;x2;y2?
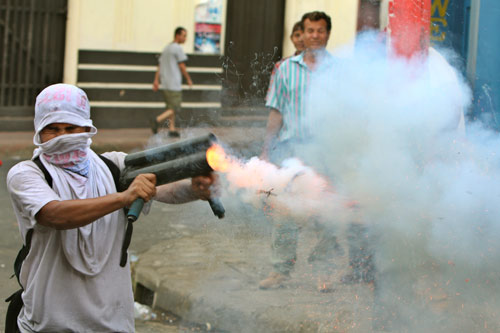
301;11;332;32
291;21;304;36
174;27;186;37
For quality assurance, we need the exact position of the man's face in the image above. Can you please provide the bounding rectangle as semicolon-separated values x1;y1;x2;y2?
176;30;187;44
291;29;305;52
303;18;330;50
40;123;89;143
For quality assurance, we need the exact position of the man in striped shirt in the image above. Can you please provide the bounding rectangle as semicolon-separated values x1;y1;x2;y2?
262;12;335;160
260;11;343;292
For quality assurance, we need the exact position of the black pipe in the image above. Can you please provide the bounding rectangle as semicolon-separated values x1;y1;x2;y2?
120;137;225;220
124;133;216;168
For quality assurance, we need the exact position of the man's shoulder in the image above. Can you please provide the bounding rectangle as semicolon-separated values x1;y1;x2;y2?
7;160;39;178
275;54;302;72
6;159;44;190
168;42;184;52
100;151;126;172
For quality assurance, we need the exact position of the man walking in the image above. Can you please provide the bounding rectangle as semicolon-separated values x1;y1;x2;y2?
152;27;193;137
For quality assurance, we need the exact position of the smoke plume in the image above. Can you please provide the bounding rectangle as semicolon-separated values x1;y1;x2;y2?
217;32;500;331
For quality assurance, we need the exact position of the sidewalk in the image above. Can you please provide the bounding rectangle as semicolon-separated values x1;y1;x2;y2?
0;127;266;159
132;210;375;333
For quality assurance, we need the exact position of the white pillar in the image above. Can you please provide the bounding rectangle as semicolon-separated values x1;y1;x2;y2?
63;0;80;85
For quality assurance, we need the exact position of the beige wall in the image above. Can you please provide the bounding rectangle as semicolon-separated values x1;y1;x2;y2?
63;0;358;84
282;0;359;57
64;0;227;84
77;0;221;52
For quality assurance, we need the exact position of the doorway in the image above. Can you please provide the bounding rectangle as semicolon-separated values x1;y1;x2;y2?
223;0;285;106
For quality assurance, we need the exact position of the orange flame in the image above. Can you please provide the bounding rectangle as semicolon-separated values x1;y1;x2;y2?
206;144;231;172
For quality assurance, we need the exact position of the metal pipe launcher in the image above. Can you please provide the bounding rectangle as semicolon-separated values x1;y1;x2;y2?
119;133;225;222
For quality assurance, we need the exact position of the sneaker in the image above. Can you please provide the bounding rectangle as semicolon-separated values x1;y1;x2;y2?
259;272;288;289
168;130;180;138
149;118;158;134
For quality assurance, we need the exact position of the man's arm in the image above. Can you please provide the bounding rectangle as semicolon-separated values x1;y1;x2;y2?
154;174;216;204
153;66;160;92
178;62;193;87
260;108;283;161
36;174;157;230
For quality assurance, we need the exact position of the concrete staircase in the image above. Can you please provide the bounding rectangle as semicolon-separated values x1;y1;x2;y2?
0;50;269;131
78;50;224;129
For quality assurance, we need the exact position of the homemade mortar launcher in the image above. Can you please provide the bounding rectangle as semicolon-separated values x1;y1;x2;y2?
119;133;225;222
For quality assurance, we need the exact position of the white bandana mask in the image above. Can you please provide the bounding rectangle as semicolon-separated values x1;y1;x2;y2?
37;131;95;176
32;84;97;176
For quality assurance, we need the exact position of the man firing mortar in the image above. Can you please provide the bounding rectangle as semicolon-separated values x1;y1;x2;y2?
6;83;215;332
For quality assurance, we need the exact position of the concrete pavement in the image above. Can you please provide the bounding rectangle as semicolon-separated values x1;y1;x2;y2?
132;211;376;333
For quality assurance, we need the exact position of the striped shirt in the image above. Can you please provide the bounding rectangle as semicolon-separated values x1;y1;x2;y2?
265;51;334;141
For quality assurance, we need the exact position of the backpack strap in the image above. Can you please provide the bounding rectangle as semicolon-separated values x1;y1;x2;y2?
97;155;133;267
12;229;33;285
9;156;46;282
33;156;52;187
98;154;120;191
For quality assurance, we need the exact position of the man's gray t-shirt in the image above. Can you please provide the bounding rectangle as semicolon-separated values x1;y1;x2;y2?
159;42;188;91
7;151;134;333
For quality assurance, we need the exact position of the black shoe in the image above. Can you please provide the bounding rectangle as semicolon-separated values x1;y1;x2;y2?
168;130;180;138
150;118;158;134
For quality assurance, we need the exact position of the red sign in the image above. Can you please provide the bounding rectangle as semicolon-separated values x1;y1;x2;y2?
388;0;431;59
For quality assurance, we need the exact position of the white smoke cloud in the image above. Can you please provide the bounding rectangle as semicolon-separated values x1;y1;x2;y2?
299;32;500;330
215;31;500;330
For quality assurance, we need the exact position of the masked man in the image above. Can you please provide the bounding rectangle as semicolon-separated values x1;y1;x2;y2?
6;83;215;332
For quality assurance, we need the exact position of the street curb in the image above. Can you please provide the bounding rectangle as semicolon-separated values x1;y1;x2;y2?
131;226;374;333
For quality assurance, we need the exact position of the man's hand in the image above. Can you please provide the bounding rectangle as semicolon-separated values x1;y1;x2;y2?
122;173;157;206
191;173;218;201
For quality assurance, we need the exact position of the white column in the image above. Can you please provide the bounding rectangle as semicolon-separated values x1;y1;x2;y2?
63;0;81;85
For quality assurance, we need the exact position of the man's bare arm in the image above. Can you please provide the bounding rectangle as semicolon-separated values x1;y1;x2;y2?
154;175;216;204
36;174;157;230
178;62;193;87
153;67;160;91
260;109;283;160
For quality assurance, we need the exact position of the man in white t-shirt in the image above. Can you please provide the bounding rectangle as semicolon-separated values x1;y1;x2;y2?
152;27;193;137
6;83;214;332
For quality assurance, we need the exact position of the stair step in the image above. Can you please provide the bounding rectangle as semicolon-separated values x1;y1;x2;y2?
90;101;221;108
78;69;220;85
83;87;221;103
79;50;221;67
0;116;33;131
218;115;268;127
220;106;269;117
